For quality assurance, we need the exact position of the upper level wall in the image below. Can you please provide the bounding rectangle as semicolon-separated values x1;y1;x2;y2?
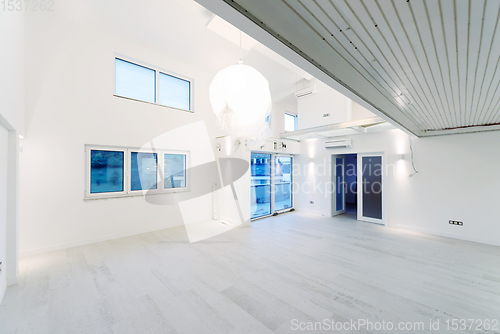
0;11;24;132
297;80;376;130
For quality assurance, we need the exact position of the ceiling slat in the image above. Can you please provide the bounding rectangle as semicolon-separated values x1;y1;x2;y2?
423;0;457;128
455;0;469;126
465;0;486;125
474;1;500;124
440;0;462;127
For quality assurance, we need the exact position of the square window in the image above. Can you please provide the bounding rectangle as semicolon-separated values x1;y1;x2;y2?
115;58;156;103
159;73;191;110
90;150;124;194
131;152;158;191
164;154;186;189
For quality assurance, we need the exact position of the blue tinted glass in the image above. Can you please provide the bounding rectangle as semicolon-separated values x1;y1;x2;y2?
285;113;296;132
90;150;124;193
362;156;382;219
275;156;292;211
164;154;186;189
251;153;271;218
336;158;344;211
159;73;190;110
131;152;157;191
115;58;155;103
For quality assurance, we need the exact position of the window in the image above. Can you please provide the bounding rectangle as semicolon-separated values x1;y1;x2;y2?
114;57;192;111
85;146;189;199
131;152;158;191
115;58;156;103
90;150;124;194
164;154;186;189
159;73;191;110
285;113;297;132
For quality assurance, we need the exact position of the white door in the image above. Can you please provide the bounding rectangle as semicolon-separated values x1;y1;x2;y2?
357;153;384;225
332;155;345;216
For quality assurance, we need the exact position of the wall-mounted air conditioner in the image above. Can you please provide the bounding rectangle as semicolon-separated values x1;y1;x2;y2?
325;139;352;149
295;85;317;98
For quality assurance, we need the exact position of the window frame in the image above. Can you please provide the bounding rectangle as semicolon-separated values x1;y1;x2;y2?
85;145;190;200
113;55;194;113
85;146;129;199
128;149;162;195
284;113;298;132
162;150;191;194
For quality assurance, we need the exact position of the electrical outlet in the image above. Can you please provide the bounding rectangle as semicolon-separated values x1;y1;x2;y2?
449;220;463;226
310;201;314;204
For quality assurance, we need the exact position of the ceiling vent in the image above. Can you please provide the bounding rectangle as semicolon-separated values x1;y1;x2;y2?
295;85;317;98
325;139;352;149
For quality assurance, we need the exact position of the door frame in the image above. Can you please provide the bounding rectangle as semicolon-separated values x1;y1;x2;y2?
274;154;294;214
331;154;346;216
357;152;386;226
250;151;295;220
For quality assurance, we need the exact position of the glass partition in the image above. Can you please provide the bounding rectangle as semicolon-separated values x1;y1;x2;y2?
274;156;292;211
251;153;272;219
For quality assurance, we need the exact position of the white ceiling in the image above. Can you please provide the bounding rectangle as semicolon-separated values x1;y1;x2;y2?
195;0;500;137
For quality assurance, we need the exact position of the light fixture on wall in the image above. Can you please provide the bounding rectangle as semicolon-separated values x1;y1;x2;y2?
209;31;272;149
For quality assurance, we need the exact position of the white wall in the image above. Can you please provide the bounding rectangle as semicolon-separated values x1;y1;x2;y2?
297;80;349;129
295;129;500;246
20;7;220;256
0;11;25;133
0;9;24;300
351;101;376;121
271;100;296;137
0;125;8;302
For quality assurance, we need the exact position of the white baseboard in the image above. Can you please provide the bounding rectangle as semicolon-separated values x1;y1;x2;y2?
20;223;184;257
293;208;324;216
395;224;500;247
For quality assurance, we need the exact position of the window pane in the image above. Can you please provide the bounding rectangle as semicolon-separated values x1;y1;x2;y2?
275;156;292;211
131;152;158;191
285;114;296;132
164;154;186;189
251;153;271;218
115;58;155;103
159;73;190;110
90;150;124;194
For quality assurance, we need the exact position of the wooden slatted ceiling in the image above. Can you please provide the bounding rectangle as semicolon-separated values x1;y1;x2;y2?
225;0;500;135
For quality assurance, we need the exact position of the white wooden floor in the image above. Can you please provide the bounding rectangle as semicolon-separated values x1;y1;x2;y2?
1;212;500;334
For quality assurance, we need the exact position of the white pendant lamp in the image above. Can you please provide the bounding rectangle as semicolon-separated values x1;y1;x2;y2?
209;31;272;148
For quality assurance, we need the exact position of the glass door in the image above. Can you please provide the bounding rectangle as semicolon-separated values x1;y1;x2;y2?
274;156;292;212
358;153;384;225
251;153;272;219
332;155;346;216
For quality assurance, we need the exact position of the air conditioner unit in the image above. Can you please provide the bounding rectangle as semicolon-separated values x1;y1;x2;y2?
325;139;352;149
295;85;317;98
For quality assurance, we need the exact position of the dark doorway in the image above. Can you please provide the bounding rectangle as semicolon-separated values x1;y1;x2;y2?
344;154;357;218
